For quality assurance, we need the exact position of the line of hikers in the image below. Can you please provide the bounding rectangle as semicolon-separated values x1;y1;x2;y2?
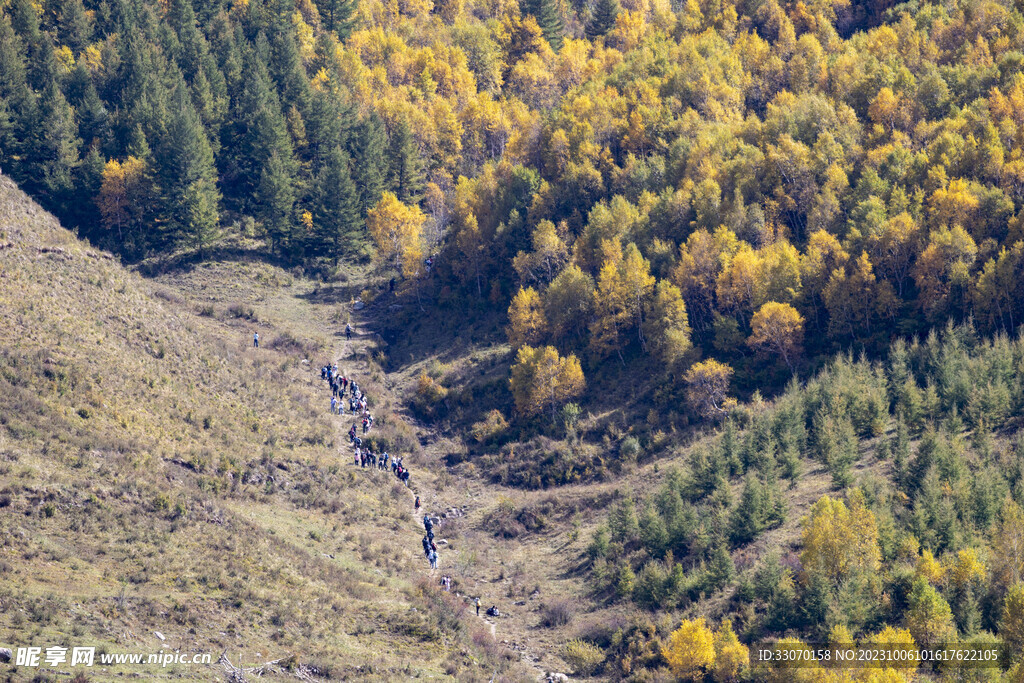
324;366;375;429
318;352;423;563
422;514;438;569
318;334;500;616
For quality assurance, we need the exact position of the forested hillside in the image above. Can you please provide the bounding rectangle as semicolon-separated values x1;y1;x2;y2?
2;0;1024;383
6;0;1024;679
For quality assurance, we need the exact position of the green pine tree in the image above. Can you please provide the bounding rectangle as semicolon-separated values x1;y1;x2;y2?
523;0;564;50
54;0;93;53
0;14;32;173
67;145;105;235
321;0;358;40
385;117;425;204
729;474;767;546
351;113;387;215
67;64;110;149
306;86;354;165
313;145;362;262
586;0;619;39
32;81;81;206
705;544;735;591
225;51;297;212
9;0;46;91
255;151;297;254
268;19;312;115
157;84;221;254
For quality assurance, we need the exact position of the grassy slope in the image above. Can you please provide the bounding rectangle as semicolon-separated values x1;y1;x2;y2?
0;176;536;682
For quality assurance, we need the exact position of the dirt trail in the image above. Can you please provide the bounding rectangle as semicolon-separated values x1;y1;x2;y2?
329;310;550;681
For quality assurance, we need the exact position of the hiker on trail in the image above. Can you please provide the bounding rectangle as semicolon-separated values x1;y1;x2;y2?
331;396;337;414
422;536;430;555
253;332;259;348
362;417;369;434
345;323;352;340
475;598;481;616
389;278;395;293
428;550;437;569
487;606;499;617
348;425;356;441
415;496;420;510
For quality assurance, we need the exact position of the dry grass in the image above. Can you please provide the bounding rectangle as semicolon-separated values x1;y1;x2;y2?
0;177;525;681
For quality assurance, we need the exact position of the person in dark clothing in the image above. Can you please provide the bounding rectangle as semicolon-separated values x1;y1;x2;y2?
345;324;352;340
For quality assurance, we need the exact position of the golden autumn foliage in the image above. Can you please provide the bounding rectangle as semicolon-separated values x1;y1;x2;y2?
915;548;944;585
748;301;804;370
943;548;986;592
366;191;426;279
589;240;656;356
97;156;148;239
509;345;585;419
507;286;547;348
992;499;1024;591
1003;582;1024;656
711;619;749;683
645;280;692;364
800;490;881;586
662;617;715;680
683;358;734;419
